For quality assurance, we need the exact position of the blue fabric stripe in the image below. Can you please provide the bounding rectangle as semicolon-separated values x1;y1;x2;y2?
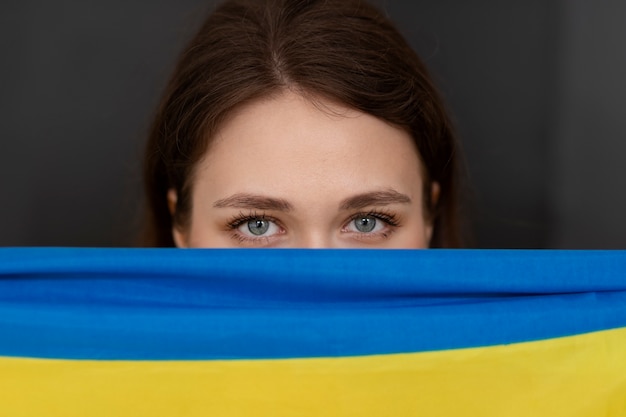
0;248;625;360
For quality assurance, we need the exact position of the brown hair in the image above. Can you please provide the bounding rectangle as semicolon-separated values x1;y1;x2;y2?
143;0;462;247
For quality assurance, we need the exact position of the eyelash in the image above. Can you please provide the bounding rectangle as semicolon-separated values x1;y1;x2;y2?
349;209;401;228
225;211;282;245
225;209;401;244
345;209;401;240
226;211;279;230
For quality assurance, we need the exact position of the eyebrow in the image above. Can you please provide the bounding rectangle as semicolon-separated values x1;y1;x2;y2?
213;189;411;212
213;193;293;211
339;189;412;211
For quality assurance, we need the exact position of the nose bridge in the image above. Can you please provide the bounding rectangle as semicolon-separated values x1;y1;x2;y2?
296;229;336;249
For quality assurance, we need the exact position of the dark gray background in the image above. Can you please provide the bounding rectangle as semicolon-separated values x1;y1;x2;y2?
1;1;625;248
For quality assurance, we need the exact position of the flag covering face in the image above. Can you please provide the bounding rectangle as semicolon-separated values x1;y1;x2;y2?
1;248;625;416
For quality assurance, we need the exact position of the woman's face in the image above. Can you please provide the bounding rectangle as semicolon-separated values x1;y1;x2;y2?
170;91;435;248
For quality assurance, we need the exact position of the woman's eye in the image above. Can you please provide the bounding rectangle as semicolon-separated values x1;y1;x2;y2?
347;215;384;234
238;218;280;237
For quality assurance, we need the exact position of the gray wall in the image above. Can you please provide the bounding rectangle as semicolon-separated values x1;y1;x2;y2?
1;1;625;248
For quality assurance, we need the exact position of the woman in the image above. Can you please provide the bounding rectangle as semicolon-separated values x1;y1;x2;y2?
143;0;462;248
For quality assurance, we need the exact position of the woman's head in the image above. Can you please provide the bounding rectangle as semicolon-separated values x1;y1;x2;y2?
143;0;461;248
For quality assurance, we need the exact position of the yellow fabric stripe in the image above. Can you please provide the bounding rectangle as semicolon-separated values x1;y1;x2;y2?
2;327;626;417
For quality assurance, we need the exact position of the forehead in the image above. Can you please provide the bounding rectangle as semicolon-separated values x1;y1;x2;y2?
194;91;424;204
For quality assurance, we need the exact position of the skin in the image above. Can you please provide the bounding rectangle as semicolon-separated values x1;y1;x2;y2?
170;91;437;248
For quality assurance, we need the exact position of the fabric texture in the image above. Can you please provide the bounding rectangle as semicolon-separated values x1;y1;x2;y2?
1;248;625;416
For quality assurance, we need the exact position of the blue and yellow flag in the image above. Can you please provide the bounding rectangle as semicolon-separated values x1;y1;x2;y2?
1;248;625;416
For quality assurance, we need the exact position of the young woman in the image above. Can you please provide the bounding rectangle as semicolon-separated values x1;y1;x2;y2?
143;0;462;248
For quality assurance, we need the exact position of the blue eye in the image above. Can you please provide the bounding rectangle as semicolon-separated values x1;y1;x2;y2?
353;216;377;233
344;211;399;236
247;219;270;235
235;216;281;238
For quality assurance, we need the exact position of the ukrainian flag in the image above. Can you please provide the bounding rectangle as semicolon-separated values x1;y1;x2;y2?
1;248;625;416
